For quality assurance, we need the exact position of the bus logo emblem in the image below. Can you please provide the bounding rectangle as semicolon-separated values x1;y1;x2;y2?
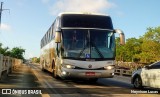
85;54;90;58
88;65;92;68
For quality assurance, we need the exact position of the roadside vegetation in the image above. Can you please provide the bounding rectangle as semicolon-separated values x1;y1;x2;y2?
116;26;160;70
31;57;40;63
0;43;25;60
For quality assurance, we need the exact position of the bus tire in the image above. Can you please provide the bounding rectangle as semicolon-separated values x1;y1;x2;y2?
41;61;46;72
52;60;58;78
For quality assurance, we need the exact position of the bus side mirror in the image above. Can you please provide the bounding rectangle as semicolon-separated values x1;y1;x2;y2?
115;29;125;45
55;31;61;43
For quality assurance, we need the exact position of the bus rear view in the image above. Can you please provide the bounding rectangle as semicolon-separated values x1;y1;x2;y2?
41;12;125;82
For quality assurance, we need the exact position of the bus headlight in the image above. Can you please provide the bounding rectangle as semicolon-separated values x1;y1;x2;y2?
104;65;115;70
63;64;75;69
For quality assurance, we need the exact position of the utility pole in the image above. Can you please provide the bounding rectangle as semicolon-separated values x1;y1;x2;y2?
0;2;10;29
0;2;3;29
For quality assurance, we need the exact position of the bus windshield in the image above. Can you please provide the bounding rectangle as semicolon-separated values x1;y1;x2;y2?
61;29;115;59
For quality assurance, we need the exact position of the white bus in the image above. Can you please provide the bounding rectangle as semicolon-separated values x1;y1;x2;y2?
40;12;125;81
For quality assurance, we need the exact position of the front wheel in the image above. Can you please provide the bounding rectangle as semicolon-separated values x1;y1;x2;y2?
133;76;143;89
53;68;58;78
41;61;46;72
52;61;58;79
41;64;44;71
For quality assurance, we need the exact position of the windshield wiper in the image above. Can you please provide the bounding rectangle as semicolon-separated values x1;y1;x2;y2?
77;42;88;58
77;41;104;58
90;41;104;58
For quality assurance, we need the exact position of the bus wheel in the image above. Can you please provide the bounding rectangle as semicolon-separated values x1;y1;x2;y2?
41;62;45;72
41;66;45;71
52;61;58;78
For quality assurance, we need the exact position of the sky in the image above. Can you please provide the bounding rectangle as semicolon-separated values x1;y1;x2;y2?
0;0;160;59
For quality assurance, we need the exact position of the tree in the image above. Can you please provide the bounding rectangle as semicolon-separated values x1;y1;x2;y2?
10;47;25;59
116;38;125;61
31;57;40;63
0;43;25;60
116;37;142;62
143;27;160;42
138;27;160;63
116;26;160;63
0;43;10;56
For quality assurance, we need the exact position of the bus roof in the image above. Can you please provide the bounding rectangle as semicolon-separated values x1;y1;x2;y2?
58;12;109;17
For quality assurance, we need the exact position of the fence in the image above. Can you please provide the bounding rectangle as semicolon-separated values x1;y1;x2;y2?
115;69;133;76
114;61;147;76
116;61;144;70
0;54;23;80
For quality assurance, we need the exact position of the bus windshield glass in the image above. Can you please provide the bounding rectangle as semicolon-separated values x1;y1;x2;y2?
61;29;115;59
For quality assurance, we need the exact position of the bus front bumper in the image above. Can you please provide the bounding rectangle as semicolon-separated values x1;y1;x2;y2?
59;68;114;79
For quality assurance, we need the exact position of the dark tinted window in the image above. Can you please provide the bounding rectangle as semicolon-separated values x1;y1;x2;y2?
62;14;113;29
150;62;160;69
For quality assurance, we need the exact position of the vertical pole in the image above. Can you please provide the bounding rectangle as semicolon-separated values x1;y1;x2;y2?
0;2;3;29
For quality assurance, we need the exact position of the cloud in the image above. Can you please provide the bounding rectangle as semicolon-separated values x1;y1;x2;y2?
50;0;115;16
0;23;11;31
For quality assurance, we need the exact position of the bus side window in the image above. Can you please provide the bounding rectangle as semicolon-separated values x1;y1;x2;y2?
52;21;55;40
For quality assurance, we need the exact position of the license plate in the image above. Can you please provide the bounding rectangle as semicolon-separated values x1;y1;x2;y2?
85;72;95;76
